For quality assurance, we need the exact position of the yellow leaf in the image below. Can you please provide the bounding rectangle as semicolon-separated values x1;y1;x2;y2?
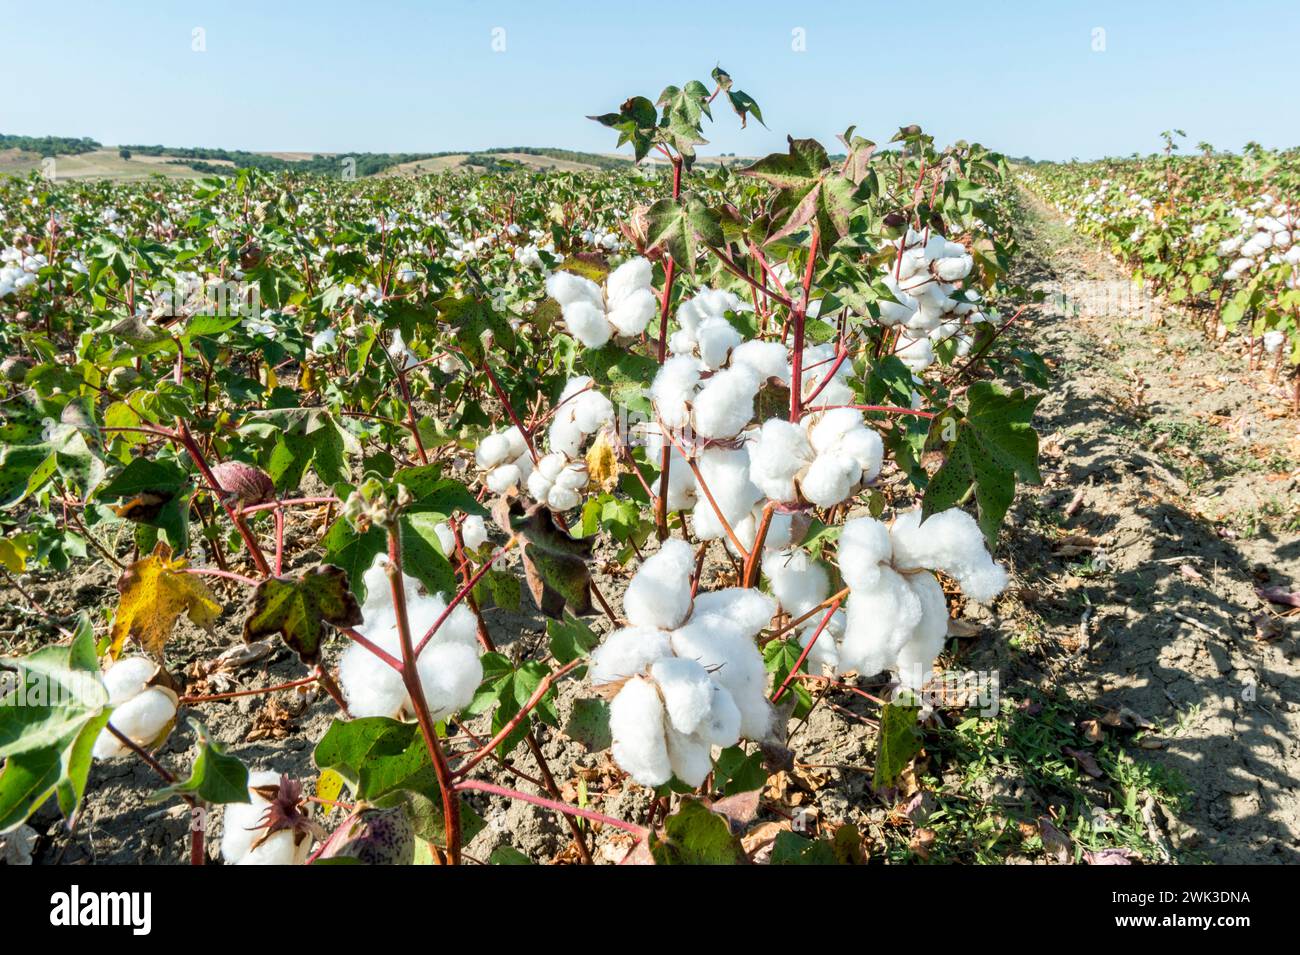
316;768;345;811
109;543;222;659
585;429;621;493
0;535;31;573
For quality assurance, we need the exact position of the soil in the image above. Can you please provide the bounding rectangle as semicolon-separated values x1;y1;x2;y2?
3;188;1297;865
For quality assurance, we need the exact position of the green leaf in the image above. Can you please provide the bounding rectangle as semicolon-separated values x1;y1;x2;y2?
922;381;1042;542
149;718;249;804
242;564;363;664
547;613;599;667
712;745;769;796
644;193;723;273
587;96;659;163
315;717;438;802
872;702;922;791
770;829;839;864
489;844;533;865
740;136;858;243
649;798;747;865
563;698;612;752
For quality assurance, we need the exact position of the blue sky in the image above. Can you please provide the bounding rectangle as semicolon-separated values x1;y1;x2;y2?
4;1;1298;161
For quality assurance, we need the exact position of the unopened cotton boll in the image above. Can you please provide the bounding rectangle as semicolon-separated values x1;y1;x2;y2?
623;538;696;630
692;364;761;439
609;677;672;786
889;508;1008;603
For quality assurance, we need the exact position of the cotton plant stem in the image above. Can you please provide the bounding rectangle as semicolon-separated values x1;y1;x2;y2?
455;779;647;838
741;501;776;588
173;420;272;577
386;529;462;864
788;225;821;422
482;357;541;466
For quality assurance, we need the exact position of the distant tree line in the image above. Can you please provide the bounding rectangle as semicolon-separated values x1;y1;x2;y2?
0;134;101;157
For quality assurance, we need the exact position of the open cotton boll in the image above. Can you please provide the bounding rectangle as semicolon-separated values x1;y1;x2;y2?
665;725;715;788
837;567;924;677
893;573;949;690
606;257;653;302
221;770;280;863
475;432;513;469
545;271;603;309
691;447;763;541
669;619;772;739
547;417;585;459
562;300;612;348
889;508;1008;603
690;587;776;638
748;418;813;502
837;516;893;592
461;515;488;551
651;355;701;429
692;364;761;439
623;538;695;630
651;657;715;734
609;677;672;786
433;521;457;556
677;288;744;337
590;626;674;684
415;643;483;721
800;452;860;507
101;656;159;706
695;316;743;370
339;641;407;718
763;547;829;617
895;333;935;372
93;686;177;759
486;463;523;494
800;621;841;673
730;339;791;383
608;288;657;336
695;683;742;748
935;254;973;282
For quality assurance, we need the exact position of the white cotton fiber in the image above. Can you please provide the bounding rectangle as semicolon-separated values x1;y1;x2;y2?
895;334;935;372
889;508;1008;603
608;288;657;336
691;447;762;541
415;642;483;721
589;626;674;684
665;725;714;788
101;656;157;706
651;656;715;734
692;364;761;439
690;587;776;638
747;418;813;502
221;770;280;864
762;547;829;617
936;254;973;282
651;355;701;429
238;831;309;866
800;620;840;673
697;683;742;748
545;271;603;309
696;317;742;370
605;257;653;304
461;515;488;551
837;566;923;677
433;521;457;556
837;516;893;592
799;452;860;507
475;432;512;469
486;463;522;494
669;619;771;740
94;687;176;759
623;538;696;629
339;642;408;718
609;677;672;786
730;339;791;382
563;300;612;348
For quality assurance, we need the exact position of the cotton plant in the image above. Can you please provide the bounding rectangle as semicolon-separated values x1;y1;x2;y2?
544;257;657;348
591;540;777;787
767;508;1007;693
433;514;489;556
221;771;317;866
474;425;534;494
337;555;484;720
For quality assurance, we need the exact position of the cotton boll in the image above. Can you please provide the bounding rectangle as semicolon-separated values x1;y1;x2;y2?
691;447;762;540
895;334;935;372
837;516;893;592
502;427;528;460
562;300;612;348
415;643;483;721
486;463;522;494
462;515;488;551
609;677;672;786
748;418;813;502
547;417;585;458
800;452;859;507
538;452;567;481
608;287;657;336
623;538;696;629
101;656;158;705
339;642;407;718
572;391;614;434
93;686;177;759
693;364;761;439
547;485;581;511
475;432;512;469
696;316;743;370
669;619;772;739
762;548;829;617
651;355;701;429
555;463;588;491
837;567;923;676
545;271;603;309
696;684;742;747
590;626;674;684
433;521;457;556
935;254;973;282
238;831;310;866
799;620;841;673
665;725;714;787
877;298;916;326
730;339;791;382
651;657;715;734
605;257;653;303
221;770;281;864
660;445;699;511
807;408;863;454
889;508;1008;603
690;587;777;638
